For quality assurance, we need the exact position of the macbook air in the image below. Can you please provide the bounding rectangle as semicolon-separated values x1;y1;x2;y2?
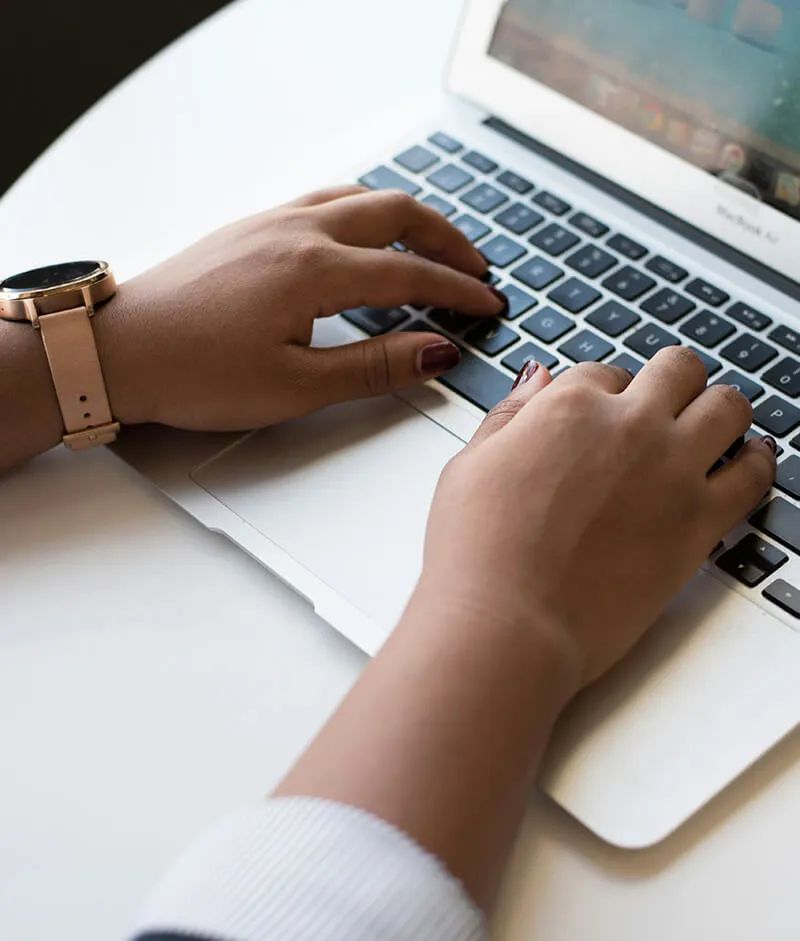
114;0;800;849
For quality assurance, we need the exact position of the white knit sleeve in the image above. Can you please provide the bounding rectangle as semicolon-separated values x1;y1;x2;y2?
131;797;488;941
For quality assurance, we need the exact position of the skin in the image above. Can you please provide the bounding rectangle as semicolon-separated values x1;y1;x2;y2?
1;186;777;924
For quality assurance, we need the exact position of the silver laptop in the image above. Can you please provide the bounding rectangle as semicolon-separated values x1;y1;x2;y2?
113;0;800;849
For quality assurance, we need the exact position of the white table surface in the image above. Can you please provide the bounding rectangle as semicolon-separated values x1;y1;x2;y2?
3;2;800;939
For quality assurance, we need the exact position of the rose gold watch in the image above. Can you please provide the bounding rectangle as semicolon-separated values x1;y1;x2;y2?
0;261;120;450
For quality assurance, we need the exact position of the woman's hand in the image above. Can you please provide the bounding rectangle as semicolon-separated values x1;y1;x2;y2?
94;185;504;430
419;349;777;687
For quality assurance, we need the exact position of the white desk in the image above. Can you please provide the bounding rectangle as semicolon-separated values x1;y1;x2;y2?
2;2;800;939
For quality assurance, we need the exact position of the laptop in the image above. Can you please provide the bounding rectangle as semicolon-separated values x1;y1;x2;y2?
113;0;800;849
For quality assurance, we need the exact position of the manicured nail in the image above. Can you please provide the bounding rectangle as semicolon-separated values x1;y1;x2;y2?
489;287;510;317
762;435;778;454
418;340;461;376
512;359;540;390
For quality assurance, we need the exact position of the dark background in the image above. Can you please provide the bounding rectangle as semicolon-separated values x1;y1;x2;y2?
1;0;233;197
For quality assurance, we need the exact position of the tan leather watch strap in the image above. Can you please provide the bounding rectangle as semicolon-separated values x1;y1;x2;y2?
37;306;120;450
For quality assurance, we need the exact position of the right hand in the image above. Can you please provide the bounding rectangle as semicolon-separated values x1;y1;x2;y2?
418;348;776;688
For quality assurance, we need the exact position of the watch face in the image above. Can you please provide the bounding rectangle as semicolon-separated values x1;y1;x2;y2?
0;261;101;293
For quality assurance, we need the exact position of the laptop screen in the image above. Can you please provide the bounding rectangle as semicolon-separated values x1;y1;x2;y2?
488;1;800;224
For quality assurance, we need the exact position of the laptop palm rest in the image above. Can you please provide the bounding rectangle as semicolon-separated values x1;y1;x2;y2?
191;395;463;631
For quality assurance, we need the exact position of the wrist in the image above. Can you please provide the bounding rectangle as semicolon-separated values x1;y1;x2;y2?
91;287;156;426
404;571;583;706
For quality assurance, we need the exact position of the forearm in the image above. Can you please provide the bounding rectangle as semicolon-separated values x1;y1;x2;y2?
0;319;63;473
275;577;580;913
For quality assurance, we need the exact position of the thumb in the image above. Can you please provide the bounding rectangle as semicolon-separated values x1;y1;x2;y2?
300;331;461;407
467;359;553;449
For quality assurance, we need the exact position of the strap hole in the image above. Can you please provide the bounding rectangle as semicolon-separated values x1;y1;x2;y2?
79;395;87;402
83;412;91;419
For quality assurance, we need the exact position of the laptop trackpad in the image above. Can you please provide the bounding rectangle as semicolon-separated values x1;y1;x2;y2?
191;396;464;629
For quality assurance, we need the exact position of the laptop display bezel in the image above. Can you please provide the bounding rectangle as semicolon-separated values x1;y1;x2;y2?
447;0;798;285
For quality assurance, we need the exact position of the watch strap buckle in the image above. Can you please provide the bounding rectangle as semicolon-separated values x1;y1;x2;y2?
63;422;121;451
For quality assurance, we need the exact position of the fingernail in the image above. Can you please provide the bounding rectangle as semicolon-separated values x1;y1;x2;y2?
489;287;510;317
418;340;461;376
512;359;540;390
762;435;778;454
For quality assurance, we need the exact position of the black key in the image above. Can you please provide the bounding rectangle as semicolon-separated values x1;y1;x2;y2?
686;278;730;308
712;370;764;402
769;325;800;356
547;277;601;314
499;284;537;320
566;244;617;279
727;301;772;332
690;348;722;377
429;308;472;333
521;307;575;343
427;164;474;193
609;352;645;375
358;166;421;196
497;170;534;195
607;233;647;261
342;307;409;336
569;211;609;238
422;193;456;217
559;329;614;363
502;341;558;373
533;191;571;215
645;255;688;283
394;145;439;174
720;334;778;373
480;234;527;269
587;300;640;337
451;214;491;243
603;266;657;302
461;183;508;214
495;203;544;236
511;256;564;291
402;319;441;334
428;131;462;154
464;320;518;356
679;310;735;347
751;498;800;555
776;455;800;500
462;150;498;174
717;533;787;587
753;396;800;437
763;579;800;618
625;324;680;360
763;357;800;398
641;289;696;325
437;350;514;411
717;550;771;588
530;223;581;257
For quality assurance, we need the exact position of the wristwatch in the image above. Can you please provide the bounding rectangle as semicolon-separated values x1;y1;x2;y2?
0;261;120;450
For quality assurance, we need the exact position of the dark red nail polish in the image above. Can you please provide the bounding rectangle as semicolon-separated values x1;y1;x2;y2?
512;359;540;390
489;287;510;317
418;340;460;375
762;436;778;454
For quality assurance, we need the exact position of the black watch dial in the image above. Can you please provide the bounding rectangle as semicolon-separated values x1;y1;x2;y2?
0;261;101;293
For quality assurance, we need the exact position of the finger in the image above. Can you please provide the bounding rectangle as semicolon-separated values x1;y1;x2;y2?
313;188;487;278
708;437;777;534
468;360;553;449
291;331;462;407
326;247;505;317
678;383;754;468
626;346;708;416
286;185;370;208
553;361;633;395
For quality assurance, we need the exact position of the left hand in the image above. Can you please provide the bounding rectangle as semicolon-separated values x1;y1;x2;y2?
93;185;504;430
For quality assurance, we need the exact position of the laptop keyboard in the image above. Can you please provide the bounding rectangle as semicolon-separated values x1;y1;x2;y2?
344;131;800;621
